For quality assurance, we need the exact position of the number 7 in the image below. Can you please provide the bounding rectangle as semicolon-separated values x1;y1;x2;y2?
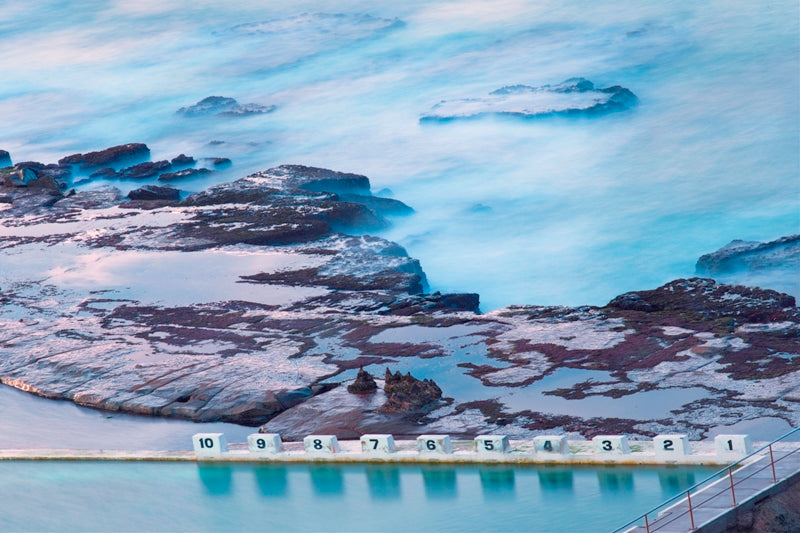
370;438;379;450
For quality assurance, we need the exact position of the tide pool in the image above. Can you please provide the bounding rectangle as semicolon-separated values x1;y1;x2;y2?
0;461;718;532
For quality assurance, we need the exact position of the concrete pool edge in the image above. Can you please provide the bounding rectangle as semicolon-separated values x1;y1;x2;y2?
0;439;759;466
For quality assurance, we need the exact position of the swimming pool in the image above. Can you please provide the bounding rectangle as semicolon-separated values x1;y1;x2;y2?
0;461;718;532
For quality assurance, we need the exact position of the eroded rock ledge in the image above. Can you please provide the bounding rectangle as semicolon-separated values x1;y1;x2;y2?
0;152;797;440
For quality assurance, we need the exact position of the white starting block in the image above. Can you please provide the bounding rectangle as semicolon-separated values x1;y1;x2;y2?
192;433;228;457
248;433;282;454
417;435;453;454
592;435;631;455
304;435;341;454
654;434;691;458
715;434;752;457
360;434;397;454
474;435;510;455
534;435;567;455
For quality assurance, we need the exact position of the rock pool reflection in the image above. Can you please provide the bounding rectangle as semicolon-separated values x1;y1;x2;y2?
0;462;721;531
310;465;344;497
197;464;233;496
365;465;401;500
598;467;635;495
254;465;288;497
478;467;516;500
422;465;458;499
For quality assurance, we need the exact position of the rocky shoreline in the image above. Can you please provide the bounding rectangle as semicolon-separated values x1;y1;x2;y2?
1;146;798;441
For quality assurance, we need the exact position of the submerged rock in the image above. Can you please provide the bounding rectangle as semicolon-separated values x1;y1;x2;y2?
177;96;275;117
421;78;637;121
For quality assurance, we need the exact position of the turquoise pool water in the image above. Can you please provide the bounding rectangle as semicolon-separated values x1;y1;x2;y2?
0;461;717;532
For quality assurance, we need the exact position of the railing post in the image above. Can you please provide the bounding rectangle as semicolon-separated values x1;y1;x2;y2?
728;467;737;506
644;513;650;533
769;444;777;483
687;490;696;530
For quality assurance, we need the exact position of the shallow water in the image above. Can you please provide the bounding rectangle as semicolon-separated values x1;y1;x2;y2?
0;461;718;532
1;1;797;310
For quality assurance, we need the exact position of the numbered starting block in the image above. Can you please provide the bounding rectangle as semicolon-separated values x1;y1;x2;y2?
417;435;453;454
304;435;341;454
248;433;282;454
534;435;567;455
192;433;228;458
360;434;397;454
654;434;691;458
592;435;631;455
715;434;752;457
474;435;510;455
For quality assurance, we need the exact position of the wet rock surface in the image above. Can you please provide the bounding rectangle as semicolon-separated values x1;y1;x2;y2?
0;154;798;439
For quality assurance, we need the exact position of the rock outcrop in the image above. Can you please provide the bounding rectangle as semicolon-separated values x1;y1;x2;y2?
0;149;11;167
177;96;275;117
697;235;800;274
421;78;638;121
59;143;150;170
347;368;378;394
1;156;797;439
381;369;443;413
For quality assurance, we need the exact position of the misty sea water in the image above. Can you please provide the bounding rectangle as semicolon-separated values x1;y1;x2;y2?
0;461;718;532
0;0;797;310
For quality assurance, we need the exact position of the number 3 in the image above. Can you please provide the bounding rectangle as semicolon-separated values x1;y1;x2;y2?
602;440;612;451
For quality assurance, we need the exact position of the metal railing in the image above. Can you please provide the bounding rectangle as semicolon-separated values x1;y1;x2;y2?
611;427;800;533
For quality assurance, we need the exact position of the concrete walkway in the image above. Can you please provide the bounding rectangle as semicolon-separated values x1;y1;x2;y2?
623;442;800;532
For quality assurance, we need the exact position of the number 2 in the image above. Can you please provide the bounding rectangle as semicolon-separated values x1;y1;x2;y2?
663;440;674;451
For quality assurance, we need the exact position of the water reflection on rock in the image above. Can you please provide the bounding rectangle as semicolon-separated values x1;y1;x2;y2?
538;467;574;492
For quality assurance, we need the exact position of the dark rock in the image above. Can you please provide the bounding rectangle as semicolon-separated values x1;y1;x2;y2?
2;167;37;187
436;292;481;312
607;292;662;312
58;143;150;170
207;157;232;168
697;235;800;274
347;367;378;394
170;154;196;167
89;167;118;179
289;165;371;195
177;96;276;117
158;168;212;182
380;369;443;413
0;150;11;167
127;185;181;201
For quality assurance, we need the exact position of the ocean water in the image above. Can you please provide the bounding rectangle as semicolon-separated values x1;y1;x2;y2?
1;1;798;309
0;460;718;532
